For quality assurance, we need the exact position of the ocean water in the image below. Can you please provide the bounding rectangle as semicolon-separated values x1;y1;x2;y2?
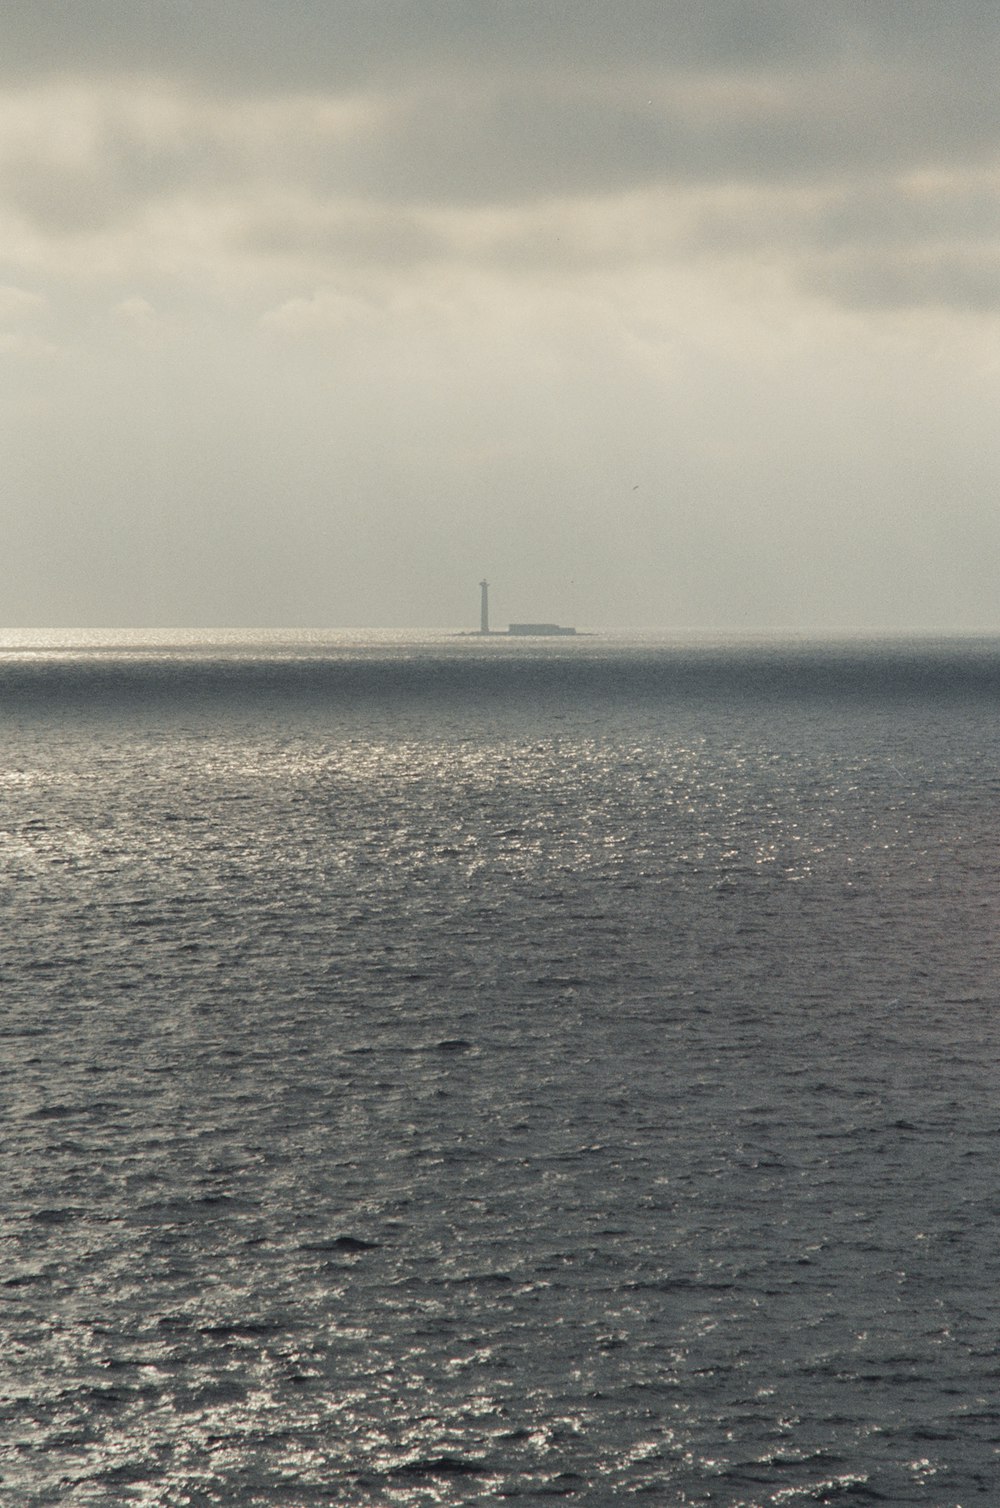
2;630;1000;1506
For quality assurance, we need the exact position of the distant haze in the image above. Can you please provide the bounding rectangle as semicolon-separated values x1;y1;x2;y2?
2;1;999;630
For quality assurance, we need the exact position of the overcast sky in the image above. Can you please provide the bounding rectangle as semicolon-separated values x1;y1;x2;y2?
2;1;999;629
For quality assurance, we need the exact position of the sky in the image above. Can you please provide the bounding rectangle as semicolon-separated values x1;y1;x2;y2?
2;0;1000;630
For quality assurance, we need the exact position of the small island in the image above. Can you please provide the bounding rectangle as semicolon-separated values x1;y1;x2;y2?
472;580;576;636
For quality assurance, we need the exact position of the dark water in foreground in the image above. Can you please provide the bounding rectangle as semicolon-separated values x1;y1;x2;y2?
2;633;1000;1505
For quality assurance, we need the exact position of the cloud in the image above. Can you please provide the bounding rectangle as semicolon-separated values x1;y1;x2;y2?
0;3;998;318
258;286;375;335
3;3;999;92
0;283;49;322
243;202;447;272
0;282;58;356
3;2;1000;630
804;247;1000;314
111;294;175;347
0;2;840;89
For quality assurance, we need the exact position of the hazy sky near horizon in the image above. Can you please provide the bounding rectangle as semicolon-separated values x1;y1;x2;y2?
3;0;1000;629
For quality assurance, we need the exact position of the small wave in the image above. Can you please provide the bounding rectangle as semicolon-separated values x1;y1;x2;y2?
389;1455;488;1477
197;1320;287;1340
450;1271;514;1286
300;1235;380;1252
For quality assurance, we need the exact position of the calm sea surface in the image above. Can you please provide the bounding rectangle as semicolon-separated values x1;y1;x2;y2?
2;631;1000;1506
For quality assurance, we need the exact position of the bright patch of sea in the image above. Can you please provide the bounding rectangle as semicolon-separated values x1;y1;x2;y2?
2;630;1000;1505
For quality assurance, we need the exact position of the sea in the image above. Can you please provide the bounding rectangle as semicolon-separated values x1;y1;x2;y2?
2;629;1000;1507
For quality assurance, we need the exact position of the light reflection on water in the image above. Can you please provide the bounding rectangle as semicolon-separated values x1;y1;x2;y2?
2;635;1000;1503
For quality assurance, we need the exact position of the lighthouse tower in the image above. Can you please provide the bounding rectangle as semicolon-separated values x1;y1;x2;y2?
479;579;490;635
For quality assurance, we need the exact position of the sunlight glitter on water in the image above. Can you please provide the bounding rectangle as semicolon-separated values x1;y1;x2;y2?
3;635;1000;1503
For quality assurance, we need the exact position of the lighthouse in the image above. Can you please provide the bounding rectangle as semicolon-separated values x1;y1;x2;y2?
480;579;489;635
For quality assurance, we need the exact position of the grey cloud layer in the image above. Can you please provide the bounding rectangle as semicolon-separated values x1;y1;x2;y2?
4;3;1000;630
0;2;888;86
2;2;1000;310
4;2;1000;87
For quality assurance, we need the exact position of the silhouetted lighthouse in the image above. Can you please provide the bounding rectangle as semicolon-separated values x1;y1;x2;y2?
480;579;489;634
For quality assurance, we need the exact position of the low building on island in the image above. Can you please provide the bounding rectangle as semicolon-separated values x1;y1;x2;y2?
507;623;576;636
